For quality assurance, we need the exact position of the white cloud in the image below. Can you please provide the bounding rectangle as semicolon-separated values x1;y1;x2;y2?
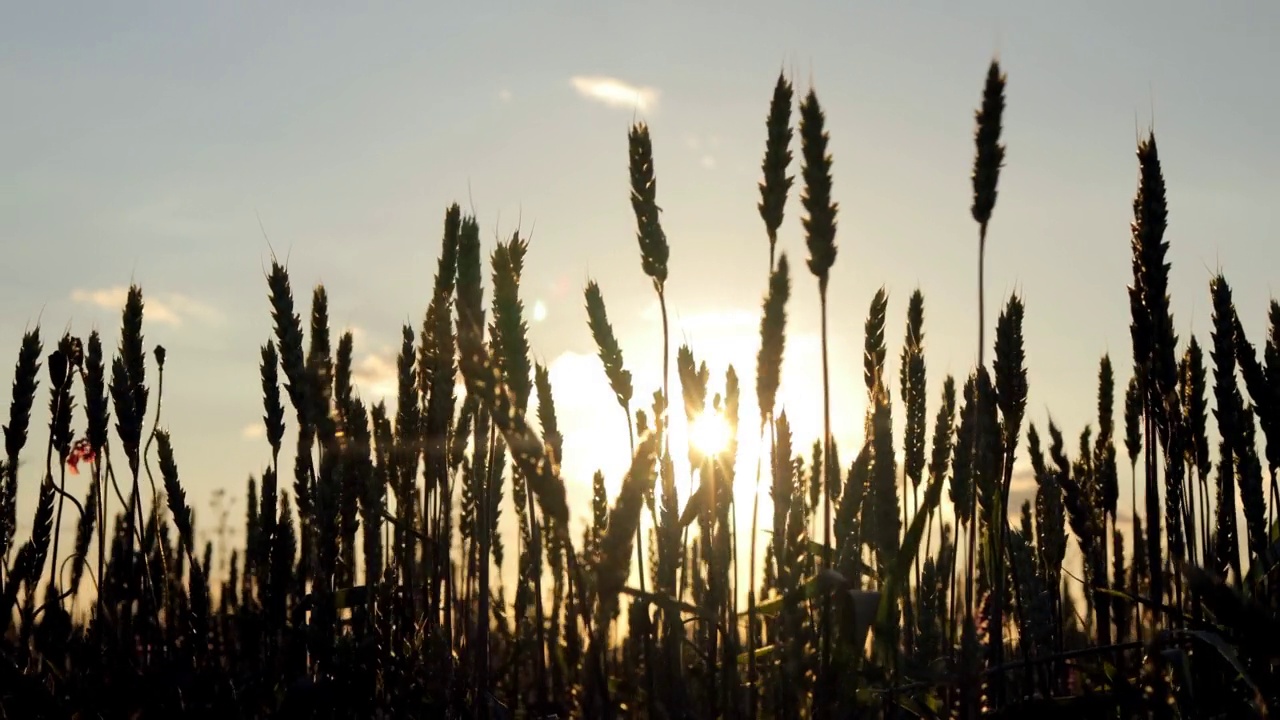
346;325;370;344
70;286;224;327
570;75;658;112
351;352;398;402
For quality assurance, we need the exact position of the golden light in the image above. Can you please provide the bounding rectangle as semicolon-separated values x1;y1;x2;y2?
689;411;732;458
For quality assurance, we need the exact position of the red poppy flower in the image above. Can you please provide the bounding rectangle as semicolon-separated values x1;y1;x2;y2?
66;438;96;475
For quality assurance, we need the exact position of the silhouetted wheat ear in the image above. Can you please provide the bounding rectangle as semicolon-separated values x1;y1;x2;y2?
259;340;286;459
628;122;669;287
1111;529;1129;642
970;59;1006;230
154;430;192;557
899;290;928;495
535;363;563;467
584;281;633;413
1094;355;1119;520
119;286;148;433
68;469;98;594
949;375;977;527
1209;274;1241;581
929;376;957;487
971;367;1000;530
1124;374;1143;468
1181;338;1212;479
491;233;533;412
1028;423;1065;603
110;289;147;477
759;72;795;270
83;331;108;453
596;433;659;608
1130;132;1177;427
867;387;900;573
994;293;1028;458
267;262;308;425
799;89;837;289
756;254;791;427
863;288;888;395
457;330;569;533
0;476;54;632
2;328;41;560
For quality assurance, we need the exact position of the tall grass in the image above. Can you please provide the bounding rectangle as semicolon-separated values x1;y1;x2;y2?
3;58;1280;720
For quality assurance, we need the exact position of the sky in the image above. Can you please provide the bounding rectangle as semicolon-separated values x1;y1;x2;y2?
4;2;1280;583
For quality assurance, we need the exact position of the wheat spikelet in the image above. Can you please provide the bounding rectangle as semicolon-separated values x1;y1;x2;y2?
759;72;795;271
584;281;633;415
2;329;41;560
799;90;837;290
628;123;670;288
1209;275;1242;581
901;289;927;491
970;60;1006;230
756;254;791;429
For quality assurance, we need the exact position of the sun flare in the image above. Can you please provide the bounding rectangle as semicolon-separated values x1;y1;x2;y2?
689;411;732;458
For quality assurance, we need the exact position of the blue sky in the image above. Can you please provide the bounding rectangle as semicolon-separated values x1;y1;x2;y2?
4;2;1279;570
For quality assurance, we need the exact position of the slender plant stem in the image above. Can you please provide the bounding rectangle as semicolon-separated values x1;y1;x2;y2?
818;283;833;718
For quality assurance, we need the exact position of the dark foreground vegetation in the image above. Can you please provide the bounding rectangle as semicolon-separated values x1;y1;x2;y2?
3;58;1280;719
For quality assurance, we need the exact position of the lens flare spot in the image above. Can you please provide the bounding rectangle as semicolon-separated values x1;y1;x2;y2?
690;412;731;458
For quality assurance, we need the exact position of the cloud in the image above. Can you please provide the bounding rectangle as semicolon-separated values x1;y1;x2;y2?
1010;466;1037;494
70;286;223;327
570;75;658;112
498;88;513;103
351;352;398;401
700;155;717;169
241;423;265;440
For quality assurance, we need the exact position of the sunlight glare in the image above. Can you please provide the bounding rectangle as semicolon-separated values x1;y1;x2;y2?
690;412;731;458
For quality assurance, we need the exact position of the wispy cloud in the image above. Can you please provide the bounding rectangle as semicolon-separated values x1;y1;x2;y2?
351;352;398;401
71;286;223;327
570;75;658;112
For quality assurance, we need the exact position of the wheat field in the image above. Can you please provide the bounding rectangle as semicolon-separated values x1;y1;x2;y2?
3;56;1280;719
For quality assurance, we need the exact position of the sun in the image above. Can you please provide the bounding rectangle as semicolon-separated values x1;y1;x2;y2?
689;412;732;458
